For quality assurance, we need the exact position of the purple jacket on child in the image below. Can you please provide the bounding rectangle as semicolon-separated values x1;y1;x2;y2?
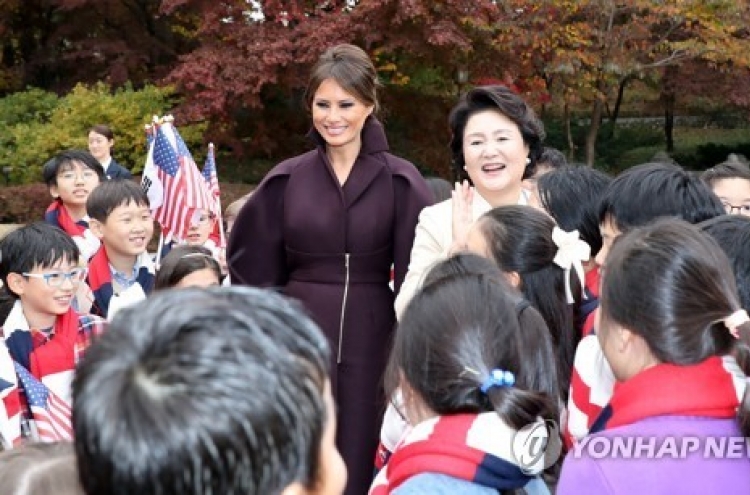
558;415;750;494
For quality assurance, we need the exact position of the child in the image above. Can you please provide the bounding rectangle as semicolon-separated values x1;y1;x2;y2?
375;253;560;473
701;215;750;311
701;156;750;216
567;161;726;443
371;261;558;494
85;180;155;319
535;165;612;334
0;223;106;448
466;205;588;402
73;287;346;495
183;209;216;247
153;245;222;290
558;219;750;493
224;192;252;236
43;150;106;261
0;442;83;494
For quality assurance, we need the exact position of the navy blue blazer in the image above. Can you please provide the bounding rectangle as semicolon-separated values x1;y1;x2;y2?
105;158;132;180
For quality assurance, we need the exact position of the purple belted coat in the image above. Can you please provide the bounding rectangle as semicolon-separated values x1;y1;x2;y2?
228;117;432;495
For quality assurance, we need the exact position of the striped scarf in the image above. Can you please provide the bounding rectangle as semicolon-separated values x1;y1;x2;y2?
1;301;106;445
44;200;100;261
590;355;747;433
87;247;155;319
370;413;543;494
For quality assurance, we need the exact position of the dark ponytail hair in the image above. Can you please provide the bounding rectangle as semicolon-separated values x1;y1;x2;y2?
476;205;580;401
387;263;560;431
601;218;750;436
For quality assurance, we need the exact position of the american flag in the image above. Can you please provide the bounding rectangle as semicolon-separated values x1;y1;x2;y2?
14;362;72;442
0;374;22;448
201;143;226;248
141;122;214;241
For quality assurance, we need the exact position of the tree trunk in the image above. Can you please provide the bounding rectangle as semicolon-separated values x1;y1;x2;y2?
662;67;678;153
610;75;632;127
585;97;604;166
563;100;576;160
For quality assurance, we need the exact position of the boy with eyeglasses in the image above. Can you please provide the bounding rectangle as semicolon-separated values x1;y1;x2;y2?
701;156;750;217
85;180;155;319
43;150;106;262
0;223;105;448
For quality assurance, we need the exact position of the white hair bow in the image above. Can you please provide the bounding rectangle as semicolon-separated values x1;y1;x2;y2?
552;227;591;304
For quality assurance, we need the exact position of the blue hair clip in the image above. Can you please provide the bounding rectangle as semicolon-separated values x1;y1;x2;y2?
480;369;515;394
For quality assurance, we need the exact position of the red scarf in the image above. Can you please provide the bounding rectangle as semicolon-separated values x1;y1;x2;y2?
45;199;86;237
590;356;746;433
86;247;154;318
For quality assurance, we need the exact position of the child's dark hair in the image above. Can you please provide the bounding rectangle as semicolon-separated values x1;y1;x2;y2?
73;287;331;495
700;215;750;312
538;146;568;170
424;176;452;204
598;162;724;231
601;218;750;435
477;205;580;401
86;179;149;222
701;157;750;187
422;252;508;287
0;223;80;299
449;85;545;181
537;165;612;257
0;442;82;495
42;150;105;187
387;265;559;431
154;245;222;290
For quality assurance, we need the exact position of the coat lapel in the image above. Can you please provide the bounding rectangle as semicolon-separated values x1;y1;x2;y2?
308;117;392;210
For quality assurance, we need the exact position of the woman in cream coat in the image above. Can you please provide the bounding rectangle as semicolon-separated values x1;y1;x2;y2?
394;85;546;318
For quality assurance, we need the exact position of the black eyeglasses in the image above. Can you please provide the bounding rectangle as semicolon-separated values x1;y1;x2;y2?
722;202;750;215
22;268;87;287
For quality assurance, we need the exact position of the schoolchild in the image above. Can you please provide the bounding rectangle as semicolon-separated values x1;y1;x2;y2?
43;150;106;261
558;219;750;494
0;442;83;494
153;244;221;290
85;180;155;319
466;204;588;401
701;215;750;311
534;165;612;333
701;156;750;216
73;287;347;495
0;223;105;448
372;261;559;494
567;162;725;443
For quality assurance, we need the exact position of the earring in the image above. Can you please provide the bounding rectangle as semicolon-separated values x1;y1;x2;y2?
463;166;467;171
525;157;531;165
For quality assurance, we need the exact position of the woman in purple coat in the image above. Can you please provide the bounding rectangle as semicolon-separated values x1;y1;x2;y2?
558;219;750;494
228;44;432;494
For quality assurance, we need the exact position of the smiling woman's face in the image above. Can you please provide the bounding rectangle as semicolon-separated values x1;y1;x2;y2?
462;109;529;203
